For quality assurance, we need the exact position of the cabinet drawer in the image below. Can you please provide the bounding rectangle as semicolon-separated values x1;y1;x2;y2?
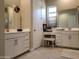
5;32;29;39
19;36;29;41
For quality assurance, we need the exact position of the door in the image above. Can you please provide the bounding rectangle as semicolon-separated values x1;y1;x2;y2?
32;0;43;50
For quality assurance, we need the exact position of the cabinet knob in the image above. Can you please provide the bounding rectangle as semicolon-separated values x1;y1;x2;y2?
34;29;36;32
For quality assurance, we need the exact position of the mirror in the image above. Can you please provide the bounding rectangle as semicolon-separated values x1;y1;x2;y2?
46;7;79;28
46;0;79;28
4;0;21;29
58;8;79;28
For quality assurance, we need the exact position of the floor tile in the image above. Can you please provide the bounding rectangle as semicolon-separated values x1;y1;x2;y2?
17;47;79;59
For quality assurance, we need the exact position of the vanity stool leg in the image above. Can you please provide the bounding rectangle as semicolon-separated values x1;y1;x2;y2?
43;40;45;47
52;41;54;47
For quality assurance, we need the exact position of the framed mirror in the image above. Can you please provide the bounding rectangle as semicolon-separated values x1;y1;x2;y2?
4;0;21;29
58;8;79;28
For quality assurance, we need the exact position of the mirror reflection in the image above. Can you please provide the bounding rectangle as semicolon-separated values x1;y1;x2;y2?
5;0;20;29
46;0;79;28
58;8;79;28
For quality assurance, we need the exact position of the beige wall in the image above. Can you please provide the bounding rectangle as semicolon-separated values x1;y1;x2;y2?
46;0;79;11
57;0;76;11
0;0;5;58
20;0;32;29
5;0;20;6
77;0;79;6
42;0;46;24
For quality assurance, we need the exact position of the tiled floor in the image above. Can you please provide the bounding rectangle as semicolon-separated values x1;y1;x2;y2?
17;47;79;59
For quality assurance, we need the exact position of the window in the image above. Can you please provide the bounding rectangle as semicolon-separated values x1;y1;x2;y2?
47;6;57;27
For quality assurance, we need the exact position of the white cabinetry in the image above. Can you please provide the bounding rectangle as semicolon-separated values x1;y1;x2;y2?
56;31;79;48
56;31;62;46
5;39;15;58
70;32;79;48
61;31;71;47
5;32;29;58
15;36;29;56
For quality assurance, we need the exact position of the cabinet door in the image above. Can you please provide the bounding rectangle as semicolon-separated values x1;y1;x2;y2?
56;31;62;46
15;37;24;56
5;39;15;58
15;36;29;56
61;32;70;47
70;32;79;48
21;37;29;52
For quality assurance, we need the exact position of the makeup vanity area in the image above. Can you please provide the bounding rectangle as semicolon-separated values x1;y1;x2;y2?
43;7;79;49
56;28;79;48
43;28;79;49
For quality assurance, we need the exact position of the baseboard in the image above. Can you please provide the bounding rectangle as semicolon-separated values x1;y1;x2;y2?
30;46;41;52
13;50;30;59
30;48;35;52
55;45;79;50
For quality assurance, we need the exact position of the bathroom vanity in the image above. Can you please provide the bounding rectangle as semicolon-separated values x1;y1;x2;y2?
56;30;79;49
43;28;79;49
5;30;30;58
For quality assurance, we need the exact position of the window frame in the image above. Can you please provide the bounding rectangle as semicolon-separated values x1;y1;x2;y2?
46;6;57;27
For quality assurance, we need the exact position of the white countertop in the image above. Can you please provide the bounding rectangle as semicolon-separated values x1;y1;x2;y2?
43;28;79;35
5;29;30;34
53;28;79;32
